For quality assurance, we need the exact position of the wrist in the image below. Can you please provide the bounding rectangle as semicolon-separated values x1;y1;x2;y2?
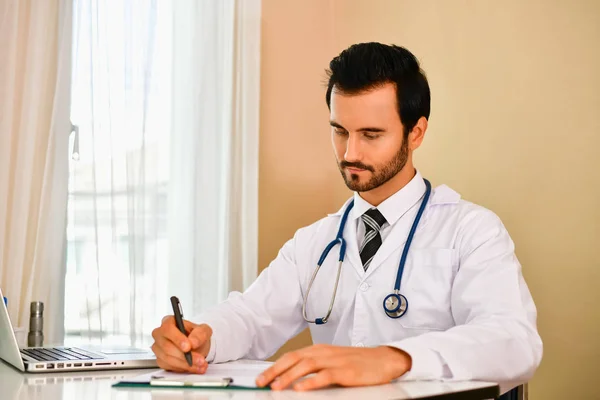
379;346;412;379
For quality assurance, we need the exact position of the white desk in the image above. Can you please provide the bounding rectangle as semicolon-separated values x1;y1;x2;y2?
0;360;499;400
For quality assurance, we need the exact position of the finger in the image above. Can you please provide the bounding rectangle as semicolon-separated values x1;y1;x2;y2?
187;324;212;350
153;335;186;359
157;337;208;368
293;369;341;391
153;333;187;361
182;319;197;334
258;350;304;387
271;357;331;391
183;352;210;375
156;358;187;373
256;344;336;387
160;317;194;352
152;342;200;373
256;351;302;387
197;361;209;375
156;357;197;374
152;340;206;371
190;351;207;369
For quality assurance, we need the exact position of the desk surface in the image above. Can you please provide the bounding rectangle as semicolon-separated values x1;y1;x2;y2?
0;360;499;400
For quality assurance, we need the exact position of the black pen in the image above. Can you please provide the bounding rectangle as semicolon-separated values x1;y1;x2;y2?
170;296;193;366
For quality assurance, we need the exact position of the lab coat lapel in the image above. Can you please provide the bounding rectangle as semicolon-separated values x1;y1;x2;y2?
341;212;365;278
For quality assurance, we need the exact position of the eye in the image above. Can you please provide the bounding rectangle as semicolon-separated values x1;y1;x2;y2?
334;129;348;136
364;133;380;140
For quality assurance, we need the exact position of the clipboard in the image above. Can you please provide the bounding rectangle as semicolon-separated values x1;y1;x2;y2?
113;377;270;390
150;375;234;387
112;362;273;391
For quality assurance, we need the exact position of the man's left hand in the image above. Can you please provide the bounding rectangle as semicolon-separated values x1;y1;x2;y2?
255;344;412;391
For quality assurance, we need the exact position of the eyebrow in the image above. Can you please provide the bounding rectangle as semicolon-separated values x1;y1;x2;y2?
329;121;386;133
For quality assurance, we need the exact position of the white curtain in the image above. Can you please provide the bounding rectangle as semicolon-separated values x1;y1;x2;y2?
66;0;261;346
0;0;72;344
170;0;261;317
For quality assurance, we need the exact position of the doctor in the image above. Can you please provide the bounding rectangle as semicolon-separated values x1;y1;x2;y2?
151;42;543;391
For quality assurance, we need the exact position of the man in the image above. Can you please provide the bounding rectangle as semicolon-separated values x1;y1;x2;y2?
151;42;543;391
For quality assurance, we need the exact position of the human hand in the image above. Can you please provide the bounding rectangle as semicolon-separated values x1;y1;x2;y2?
151;316;212;374
256;344;411;391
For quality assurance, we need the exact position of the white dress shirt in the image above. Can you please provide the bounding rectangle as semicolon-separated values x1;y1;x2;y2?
196;171;543;386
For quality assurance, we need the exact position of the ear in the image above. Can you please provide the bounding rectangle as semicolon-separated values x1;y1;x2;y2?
408;117;428;151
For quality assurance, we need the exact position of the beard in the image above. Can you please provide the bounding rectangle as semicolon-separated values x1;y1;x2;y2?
338;138;409;192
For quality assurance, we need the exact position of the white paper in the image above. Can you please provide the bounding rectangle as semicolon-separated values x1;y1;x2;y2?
121;360;273;388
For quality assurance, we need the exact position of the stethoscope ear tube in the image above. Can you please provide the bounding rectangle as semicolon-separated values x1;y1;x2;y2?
302;259;344;325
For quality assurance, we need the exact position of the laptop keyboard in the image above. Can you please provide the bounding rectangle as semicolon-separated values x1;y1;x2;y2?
20;347;105;362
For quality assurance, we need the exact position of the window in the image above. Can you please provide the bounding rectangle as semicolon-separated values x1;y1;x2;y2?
65;0;172;346
63;0;260;348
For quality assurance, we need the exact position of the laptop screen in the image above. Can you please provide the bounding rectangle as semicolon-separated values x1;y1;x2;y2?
0;288;25;371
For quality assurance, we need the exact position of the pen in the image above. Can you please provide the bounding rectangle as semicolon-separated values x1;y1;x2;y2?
170;296;193;366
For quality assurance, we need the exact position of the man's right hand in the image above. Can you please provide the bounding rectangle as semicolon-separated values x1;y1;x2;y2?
151;316;212;374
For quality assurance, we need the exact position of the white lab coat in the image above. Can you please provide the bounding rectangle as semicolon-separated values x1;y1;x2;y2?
196;172;543;387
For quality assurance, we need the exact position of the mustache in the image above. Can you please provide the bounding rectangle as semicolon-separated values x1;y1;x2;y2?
340;161;374;172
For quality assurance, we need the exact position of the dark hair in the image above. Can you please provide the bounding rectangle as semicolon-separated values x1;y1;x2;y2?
325;42;430;137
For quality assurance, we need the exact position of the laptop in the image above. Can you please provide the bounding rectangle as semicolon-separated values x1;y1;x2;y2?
0;288;157;373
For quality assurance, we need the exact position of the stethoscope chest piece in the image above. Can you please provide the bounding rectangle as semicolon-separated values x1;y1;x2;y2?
383;292;408;318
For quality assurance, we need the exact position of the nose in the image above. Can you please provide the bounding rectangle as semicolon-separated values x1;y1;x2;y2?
344;134;362;162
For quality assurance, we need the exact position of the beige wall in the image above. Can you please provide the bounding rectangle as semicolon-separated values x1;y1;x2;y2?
259;0;338;358
259;1;600;399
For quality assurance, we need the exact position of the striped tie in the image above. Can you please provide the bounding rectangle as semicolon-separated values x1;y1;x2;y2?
360;208;387;271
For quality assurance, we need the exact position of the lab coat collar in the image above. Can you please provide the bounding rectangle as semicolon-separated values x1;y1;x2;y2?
325;172;462;278
353;171;427;278
328;170;427;218
349;170;427;226
326;171;427;278
327;173;461;219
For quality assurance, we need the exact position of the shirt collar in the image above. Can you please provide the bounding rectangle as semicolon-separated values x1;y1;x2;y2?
350;170;427;226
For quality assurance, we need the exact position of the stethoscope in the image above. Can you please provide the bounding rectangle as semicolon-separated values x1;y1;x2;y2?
302;179;432;325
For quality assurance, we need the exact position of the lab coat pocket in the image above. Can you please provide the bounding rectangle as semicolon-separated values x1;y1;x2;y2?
397;248;455;331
